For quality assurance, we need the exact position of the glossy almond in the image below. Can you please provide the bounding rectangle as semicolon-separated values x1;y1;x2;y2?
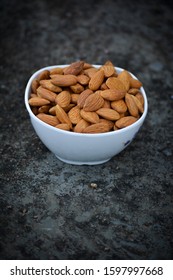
55;104;72;128
115;116;138;128
63;61;84;75
106;77;126;91
39;79;62;93
37;113;60;126
100;89;126;101
83;93;104;112
51;74;77;87
111;99;127;113
77;89;93;108
96;108;120;121
80;109;100;124
89;69;105;91
37;86;57;102
55;91;71;108
28;97;50;106
83;122;110;134
74;119;90;133
68;106;82;124
125;93;139;117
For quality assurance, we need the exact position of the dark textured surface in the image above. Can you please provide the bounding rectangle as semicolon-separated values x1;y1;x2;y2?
0;0;173;260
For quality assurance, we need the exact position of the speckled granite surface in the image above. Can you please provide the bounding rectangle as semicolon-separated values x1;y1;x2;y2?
0;0;173;259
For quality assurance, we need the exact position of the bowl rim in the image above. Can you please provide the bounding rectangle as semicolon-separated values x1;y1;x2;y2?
25;64;148;138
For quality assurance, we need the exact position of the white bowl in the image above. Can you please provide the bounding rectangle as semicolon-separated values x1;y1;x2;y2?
25;65;148;165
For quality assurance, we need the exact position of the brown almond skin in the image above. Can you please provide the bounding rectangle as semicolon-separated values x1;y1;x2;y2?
130;77;142;89
51;74;77;87
80;109;100;124
115;116;138;128
77;89;93;108
37;86;57;102
89;69;105;91
28;97;50;106
74;119;90;133
96;108;120;121
100;89;126;101
106;77;126;91
55;91;71;108
40;79;62;93
63;61;84;75
125;93;139;117
31;79;40;93
55;104;72;129
37;113;60;126
37;70;50;81
83;123;110;134
111;99;127;113
55;123;71;131
68;106;82;124
83;93;104;112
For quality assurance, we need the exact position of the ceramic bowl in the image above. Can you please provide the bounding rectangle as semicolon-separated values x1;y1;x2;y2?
25;65;148;165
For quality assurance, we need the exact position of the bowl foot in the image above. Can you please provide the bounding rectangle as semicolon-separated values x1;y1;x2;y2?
55;155;111;165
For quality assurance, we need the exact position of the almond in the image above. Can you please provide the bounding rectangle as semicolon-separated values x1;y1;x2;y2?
83;122;110;134
135;92;144;106
77;74;90;85
70;83;84;94
125;93;139;117
115;116;138;128
38;105;51;114
71;93;80;104
39;79;62;93
37;70;50;81
55;123;71;131
111;99;127;113
49;105;56;115
49;67;64;75
55;104;72;128
128;88;140;95
106;77;126;91
55;90;71;108
96;108;120;121
51;74;77;87
77;89;93;108
68;106;82;124
102;99;111;108
100;89;126;101
37;113;60;126
99;119;114;130
83;93;104;112
130;77;142;89
74;119;90;133
118;70;131;91
130;94;144;114
31;79;40;93
101;65;115;77
89;69;105;90
63;61;84;75
83;67;98;78
80;109;100;124
28;97;50;106
37;86;57;102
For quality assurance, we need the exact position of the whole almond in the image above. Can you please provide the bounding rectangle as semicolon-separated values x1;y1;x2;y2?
80;109;100;124
37;70;50;81
68;106;82;124
37;113;60;126
106;77;126;91
77;89;93;108
83;122;110;134
135;92;144;106
115;116;138;128
101;65;115;77
31;79;40;93
130;94;144;113
118;70;131;91
37;86;57;102
111;99;127;113
49;67;64;75
55;123;71;131
55;104;72;128
130;77;142;89
77;74;90;85
100;89;126;101
89;69;105;91
28;97;50;106
125;93;139;117
83;67;98;78
38;105;51;114
83;93;104;112
96;108;120;121
128;88;140;95
51;74;77;87
63;61;84;75
99;119;114;130
55;90;71;108
102;99;111;108
40;79;62;93
71;93;80;104
74;119;90;133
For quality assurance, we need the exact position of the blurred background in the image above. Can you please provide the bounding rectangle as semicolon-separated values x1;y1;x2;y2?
0;0;173;259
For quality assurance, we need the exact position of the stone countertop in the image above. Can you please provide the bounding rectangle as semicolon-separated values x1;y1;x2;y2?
0;0;173;259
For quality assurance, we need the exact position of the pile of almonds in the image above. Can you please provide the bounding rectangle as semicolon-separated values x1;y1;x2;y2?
28;61;144;133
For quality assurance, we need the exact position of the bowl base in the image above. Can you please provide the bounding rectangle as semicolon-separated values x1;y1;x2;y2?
55;155;111;165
